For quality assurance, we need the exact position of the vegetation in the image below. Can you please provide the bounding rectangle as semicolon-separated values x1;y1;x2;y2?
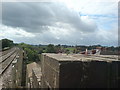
1;38;120;64
46;44;56;53
0;38;14;50
18;43;40;64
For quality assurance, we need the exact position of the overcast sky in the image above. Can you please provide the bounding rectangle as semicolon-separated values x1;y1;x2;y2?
0;0;118;46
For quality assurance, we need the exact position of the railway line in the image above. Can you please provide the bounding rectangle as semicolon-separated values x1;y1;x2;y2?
0;47;23;89
0;47;20;76
0;48;17;63
0;47;16;57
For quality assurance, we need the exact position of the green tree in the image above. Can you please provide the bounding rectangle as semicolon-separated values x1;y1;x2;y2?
1;38;14;49
18;43;40;63
55;44;62;53
46;44;56;53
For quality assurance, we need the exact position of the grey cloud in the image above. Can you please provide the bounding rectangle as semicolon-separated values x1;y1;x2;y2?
1;2;117;46
2;2;97;33
2;2;55;32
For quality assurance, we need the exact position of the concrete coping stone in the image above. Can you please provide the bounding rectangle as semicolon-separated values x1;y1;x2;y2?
42;53;119;62
32;68;42;79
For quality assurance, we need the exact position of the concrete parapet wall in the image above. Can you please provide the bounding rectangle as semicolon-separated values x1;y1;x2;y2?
41;53;120;88
26;62;42;89
41;54;59;89
11;49;25;88
32;68;41;88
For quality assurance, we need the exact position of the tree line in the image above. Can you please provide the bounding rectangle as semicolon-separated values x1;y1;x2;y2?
1;38;120;63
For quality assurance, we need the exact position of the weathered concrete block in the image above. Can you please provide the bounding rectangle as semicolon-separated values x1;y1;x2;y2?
41;54;59;89
32;68;41;88
59;61;83;88
11;48;24;88
41;53;119;88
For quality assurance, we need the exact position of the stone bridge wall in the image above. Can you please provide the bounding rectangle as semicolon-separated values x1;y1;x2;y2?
11;49;26;88
26;54;120;89
41;54;120;88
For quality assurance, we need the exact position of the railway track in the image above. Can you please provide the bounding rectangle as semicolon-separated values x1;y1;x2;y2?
0;47;20;76
0;47;16;57
0;48;17;63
